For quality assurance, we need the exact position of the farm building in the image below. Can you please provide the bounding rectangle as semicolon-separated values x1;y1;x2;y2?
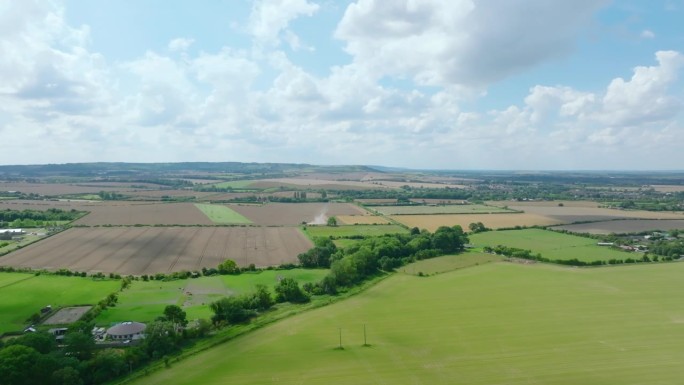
106;321;146;341
0;228;23;234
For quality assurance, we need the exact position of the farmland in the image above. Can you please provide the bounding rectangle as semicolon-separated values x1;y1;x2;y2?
393;213;560;231
128;262;684;385
0;273;119;334
194;203;252;224
397;252;504;275
303;224;408;239
370;203;514;215
553;219;684;235
469;228;634;262
95;269;328;325
230;202;368;225
0;227;313;275
336;214;391;225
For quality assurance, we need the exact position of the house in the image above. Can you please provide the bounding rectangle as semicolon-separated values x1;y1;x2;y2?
49;327;69;342
106;321;146;341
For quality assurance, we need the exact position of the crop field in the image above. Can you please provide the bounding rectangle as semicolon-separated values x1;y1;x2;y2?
0;182;139;196
650;184;684;193
194;203;252;224
304;224;408;239
0;273;119;334
336;214;391;225
554;219;684;235
0;227;313;275
398;252;504;276
488;200;684;222
249;178;383;190
129;262;684;385
469;229;633;262
96;269;328;325
392;213;560;231
370;204;513;215
230;203;368;225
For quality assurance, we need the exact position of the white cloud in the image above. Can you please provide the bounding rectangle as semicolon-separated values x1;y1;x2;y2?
168;37;195;52
641;29;655;39
248;0;319;48
335;0;610;88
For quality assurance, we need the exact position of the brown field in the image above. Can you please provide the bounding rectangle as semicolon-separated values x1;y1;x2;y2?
0;182;139;196
487;200;684;222
336;215;392;225
354;198;398;204
553;219;684;235
230;203;368;225
392;213;561;232
250;179;383;190
0;227;312;275
650;185;684;193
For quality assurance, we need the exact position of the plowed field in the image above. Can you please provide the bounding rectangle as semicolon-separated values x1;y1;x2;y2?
230;203;368;225
0;227;312;275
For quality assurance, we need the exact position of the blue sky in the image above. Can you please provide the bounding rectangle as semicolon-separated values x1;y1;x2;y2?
1;0;683;170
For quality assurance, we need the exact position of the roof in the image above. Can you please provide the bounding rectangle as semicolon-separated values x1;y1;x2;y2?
107;321;146;336
0;229;23;234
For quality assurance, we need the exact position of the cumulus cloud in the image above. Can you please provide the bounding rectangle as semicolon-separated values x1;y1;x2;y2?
335;0;609;88
248;0;319;49
168;38;195;52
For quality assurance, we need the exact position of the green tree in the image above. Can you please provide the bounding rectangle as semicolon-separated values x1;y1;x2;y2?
143;321;179;359
210;296;255;325
274;278;310;303
6;331;56;354
327;216;338;226
0;345;40;385
162;305;188;328
217;259;239;274
52;366;83;385
64;332;95;361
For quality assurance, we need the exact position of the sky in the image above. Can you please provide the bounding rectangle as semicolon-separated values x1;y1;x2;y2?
1;0;683;170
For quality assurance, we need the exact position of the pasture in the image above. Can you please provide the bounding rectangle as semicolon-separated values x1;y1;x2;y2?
553;219;684;235
398;252;504;276
128;262;684;385
0;227;313;275
194;203;252;224
469;229;634;262
96;269;328;325
370;204;513;215
304;224;408;239
0;273;119;334
336;214;392;225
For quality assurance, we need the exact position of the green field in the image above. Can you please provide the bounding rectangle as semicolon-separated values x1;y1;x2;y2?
304;224;408;239
194;203;252;224
96;269;328;325
129;262;684;385
470;228;634;262
370;204;514;215
398;252;504;276
0;273;120;334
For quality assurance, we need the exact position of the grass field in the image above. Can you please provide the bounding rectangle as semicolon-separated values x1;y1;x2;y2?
470;228;634;262
96;269;328;325
194;203;252;224
0;273;119;334
371;204;514;215
128;262;684;385
303;224;408;239
398;252;504;276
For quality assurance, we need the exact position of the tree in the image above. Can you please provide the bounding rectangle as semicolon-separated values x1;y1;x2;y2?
0;345;40;385
468;222;487;233
64;332;95;361
245;284;274;311
162;305;188;329
217;259;239;275
87;349;127;384
6;331;55;354
52;366;83;385
210;297;255;325
274;278;310;303
327;216;338;226
143;321;179;359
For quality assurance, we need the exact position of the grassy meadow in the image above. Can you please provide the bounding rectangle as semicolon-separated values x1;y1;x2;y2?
96;269;328;325
470;228;634;262
0;273;119;333
398;252;504;276
128;261;684;385
194;203;252;224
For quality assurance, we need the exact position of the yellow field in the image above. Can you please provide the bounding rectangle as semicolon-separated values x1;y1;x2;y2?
488;200;684;220
392;213;560;231
336;215;392;225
